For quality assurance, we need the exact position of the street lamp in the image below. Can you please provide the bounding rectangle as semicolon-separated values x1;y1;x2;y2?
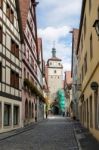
93;19;99;36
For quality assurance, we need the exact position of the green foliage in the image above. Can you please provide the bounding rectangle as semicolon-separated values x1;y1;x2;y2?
57;89;65;111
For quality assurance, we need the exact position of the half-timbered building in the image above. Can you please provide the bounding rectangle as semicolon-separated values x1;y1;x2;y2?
0;0;22;132
19;0;44;125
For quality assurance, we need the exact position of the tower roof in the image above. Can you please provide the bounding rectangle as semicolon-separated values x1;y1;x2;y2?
47;46;62;62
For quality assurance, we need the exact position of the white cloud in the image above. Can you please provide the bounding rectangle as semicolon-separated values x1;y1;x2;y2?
38;26;71;42
37;0;82;73
38;26;72;72
37;0;82;26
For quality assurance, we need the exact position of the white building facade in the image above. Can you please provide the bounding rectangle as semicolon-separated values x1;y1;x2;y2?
0;0;22;133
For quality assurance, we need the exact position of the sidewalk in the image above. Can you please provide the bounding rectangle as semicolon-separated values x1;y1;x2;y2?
0;119;48;142
73;120;99;150
0;122;38;142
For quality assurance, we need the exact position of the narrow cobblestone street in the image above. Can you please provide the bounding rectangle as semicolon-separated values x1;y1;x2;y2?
0;117;78;150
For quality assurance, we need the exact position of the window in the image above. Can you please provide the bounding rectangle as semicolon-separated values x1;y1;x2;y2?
27;72;29;79
0;62;2;82
24;68;26;78
35;65;37;74
90;95;93;128
11;39;19;58
0;0;3;8
11;70;19;89
6;3;10;19
54;70;56;73
31;57;34;68
15;44;19;58
13;106;19;125
11;70;15;87
84;53;87;74
86;99;89;127
89;0;91;12
6;3;14;24
15;73;19;89
90;34;93;59
4;104;11;126
94;90;98;129
84;101;86;122
10;9;14;24
32;103;34;118
0;26;2;43
11;39;15;54
27;50;29;61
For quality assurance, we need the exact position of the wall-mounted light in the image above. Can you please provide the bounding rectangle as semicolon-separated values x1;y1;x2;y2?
93;19;99;36
90;81;99;91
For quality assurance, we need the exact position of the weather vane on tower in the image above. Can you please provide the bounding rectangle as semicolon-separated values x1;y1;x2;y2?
53;41;56;48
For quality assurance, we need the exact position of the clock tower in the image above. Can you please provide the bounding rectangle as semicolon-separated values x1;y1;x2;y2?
47;47;63;106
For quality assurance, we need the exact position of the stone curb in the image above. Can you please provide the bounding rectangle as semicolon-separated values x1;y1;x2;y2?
74;128;82;150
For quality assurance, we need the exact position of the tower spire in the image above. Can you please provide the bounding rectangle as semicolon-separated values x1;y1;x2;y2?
53;41;55;48
52;41;56;57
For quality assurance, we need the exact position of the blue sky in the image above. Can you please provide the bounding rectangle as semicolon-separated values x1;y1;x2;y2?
37;0;82;71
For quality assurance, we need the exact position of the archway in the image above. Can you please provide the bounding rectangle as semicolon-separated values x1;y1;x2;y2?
25;99;28;119
29;101;32;119
52;106;59;115
32;103;34;118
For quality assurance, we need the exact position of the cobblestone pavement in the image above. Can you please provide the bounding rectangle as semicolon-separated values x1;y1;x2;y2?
74;121;99;150
0;116;79;150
